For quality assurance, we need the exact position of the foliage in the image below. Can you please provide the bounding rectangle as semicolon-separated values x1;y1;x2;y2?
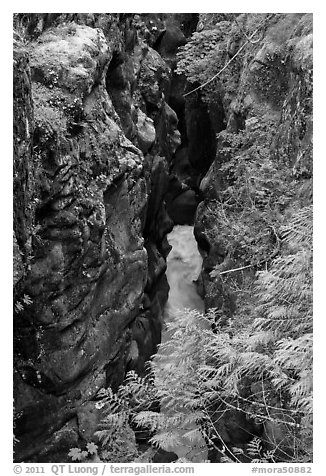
266;14;309;45
89;314;210;462
14;294;32;313
254;205;313;436
207;126;296;272
175;14;277;105
221;437;276;463
13;14;30;47
94;194;311;462
88;193;312;463
176;21;242;104
92;372;157;462
206;203;312;461
32;84;85;143
68;442;101;462
176;22;231;83
176;15;313;458
176;13;311;112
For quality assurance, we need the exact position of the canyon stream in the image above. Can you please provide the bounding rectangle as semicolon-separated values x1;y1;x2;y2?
154;225;208;462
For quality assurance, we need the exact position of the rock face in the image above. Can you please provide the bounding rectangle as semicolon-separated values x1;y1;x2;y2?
13;14;185;462
154;16;219;225
194;13;313;313
191;13;313;458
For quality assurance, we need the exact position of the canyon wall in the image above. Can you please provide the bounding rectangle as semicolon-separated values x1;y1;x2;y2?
13;13;194;462
13;13;313;463
192;13;312;313
190;13;312;459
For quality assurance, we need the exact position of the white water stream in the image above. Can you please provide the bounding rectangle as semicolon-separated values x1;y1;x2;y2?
164;225;205;318
155;225;207;461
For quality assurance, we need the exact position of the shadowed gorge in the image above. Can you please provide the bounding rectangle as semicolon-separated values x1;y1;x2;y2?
13;12;312;464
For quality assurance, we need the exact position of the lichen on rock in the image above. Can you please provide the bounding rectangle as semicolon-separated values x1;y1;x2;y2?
13;13;185;462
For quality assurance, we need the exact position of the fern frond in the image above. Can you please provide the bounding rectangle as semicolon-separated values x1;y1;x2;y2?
183;428;204;445
247;437;262;457
149;431;181;451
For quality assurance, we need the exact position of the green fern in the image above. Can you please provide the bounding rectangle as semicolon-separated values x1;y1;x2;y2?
90;202;312;462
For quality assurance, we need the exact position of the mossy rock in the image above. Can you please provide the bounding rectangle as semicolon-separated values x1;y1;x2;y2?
29;23;110;94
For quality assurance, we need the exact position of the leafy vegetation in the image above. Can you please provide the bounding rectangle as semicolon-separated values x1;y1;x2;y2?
68;442;100;462
14;294;32;313
176;19;241;105
176;14;278;106
87;213;312;462
88;251;312;462
205;125;311;276
93;374;156;462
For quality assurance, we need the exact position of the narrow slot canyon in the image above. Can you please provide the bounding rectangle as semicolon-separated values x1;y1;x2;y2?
13;12;313;464
155;225;206;462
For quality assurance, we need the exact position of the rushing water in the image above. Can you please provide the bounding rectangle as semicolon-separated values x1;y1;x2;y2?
163;225;204;320
155;225;207;461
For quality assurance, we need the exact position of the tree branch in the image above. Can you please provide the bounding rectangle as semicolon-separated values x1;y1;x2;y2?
219;263;254;275
184;14;275;98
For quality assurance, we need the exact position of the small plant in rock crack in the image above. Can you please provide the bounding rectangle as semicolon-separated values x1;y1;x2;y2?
68;442;101;462
247;437;276;463
92;371;158;462
13;15;30;47
14;294;32;313
220;438;276;463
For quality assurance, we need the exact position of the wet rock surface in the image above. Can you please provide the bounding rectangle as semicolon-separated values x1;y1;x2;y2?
13;14;192;462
